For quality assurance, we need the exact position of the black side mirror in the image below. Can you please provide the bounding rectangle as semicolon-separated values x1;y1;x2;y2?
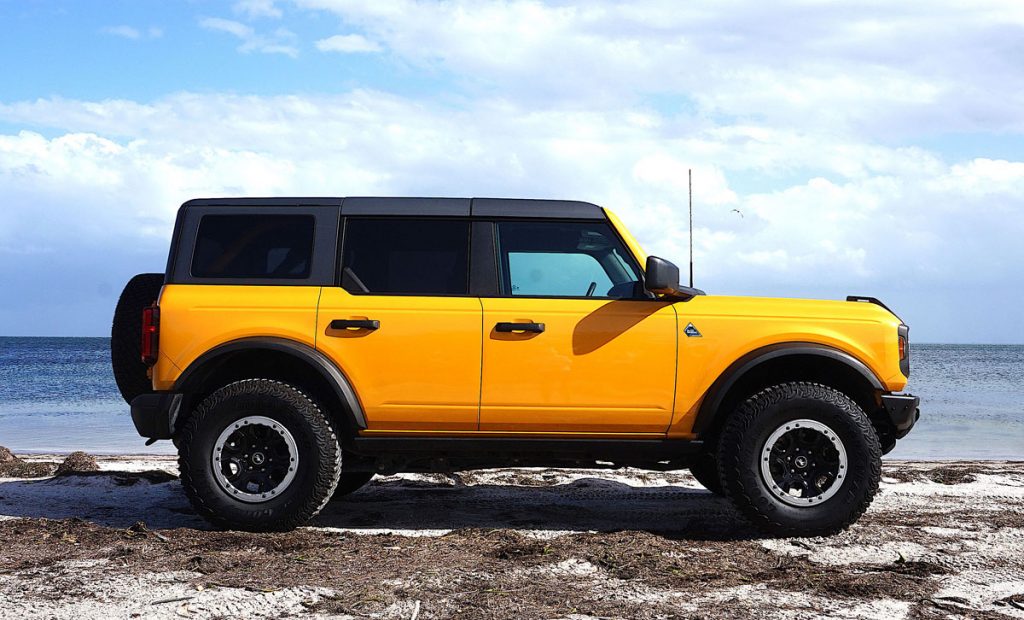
644;256;705;301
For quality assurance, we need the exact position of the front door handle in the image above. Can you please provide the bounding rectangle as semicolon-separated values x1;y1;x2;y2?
329;319;380;331
495;321;545;333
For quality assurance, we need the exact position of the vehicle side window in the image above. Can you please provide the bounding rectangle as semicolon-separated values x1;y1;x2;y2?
496;221;643;298
191;214;314;279
341;218;470;295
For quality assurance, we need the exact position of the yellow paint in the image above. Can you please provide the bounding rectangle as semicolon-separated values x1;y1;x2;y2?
604;208;648;265
315;288;482;431
153;208;909;439
152;285;320;391
668;294;906;435
479;298;677;433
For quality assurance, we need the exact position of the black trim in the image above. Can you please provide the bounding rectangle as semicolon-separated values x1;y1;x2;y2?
469;221;499;296
471;198;604;220
183;197;342;207
342;197;471;217
177;197;606;219
130;392;183;440
344;437;703;473
692;343;885;434
173;337;367;429
328;319;380;331
495;321;545;333
847;295;901;321
881;393;919;438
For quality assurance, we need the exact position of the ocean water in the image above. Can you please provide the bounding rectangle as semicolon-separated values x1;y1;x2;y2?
0;337;1021;458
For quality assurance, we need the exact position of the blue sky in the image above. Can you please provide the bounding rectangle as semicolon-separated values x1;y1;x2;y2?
1;0;1023;342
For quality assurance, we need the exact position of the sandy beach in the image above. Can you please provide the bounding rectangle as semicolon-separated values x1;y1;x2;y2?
0;456;1021;619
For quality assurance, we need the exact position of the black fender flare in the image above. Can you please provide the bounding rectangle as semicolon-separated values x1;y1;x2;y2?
173;337;367;430
692;343;884;434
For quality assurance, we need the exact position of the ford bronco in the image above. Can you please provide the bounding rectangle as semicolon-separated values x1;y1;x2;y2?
112;197;919;535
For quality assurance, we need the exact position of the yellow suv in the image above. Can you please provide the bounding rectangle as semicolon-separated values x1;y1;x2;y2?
111;197;919;535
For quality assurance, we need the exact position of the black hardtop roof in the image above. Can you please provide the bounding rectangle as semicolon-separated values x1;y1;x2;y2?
181;197;605;219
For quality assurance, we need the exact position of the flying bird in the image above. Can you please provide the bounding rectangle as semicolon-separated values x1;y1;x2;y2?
731;209;744;218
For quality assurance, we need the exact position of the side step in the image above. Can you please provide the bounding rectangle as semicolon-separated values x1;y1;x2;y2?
343;437;703;474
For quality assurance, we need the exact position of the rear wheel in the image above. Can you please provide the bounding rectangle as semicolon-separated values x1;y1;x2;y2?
110;273;164;403
178;379;341;531
717;382;881;537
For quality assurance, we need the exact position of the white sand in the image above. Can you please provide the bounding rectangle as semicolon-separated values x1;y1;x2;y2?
1;457;1021;619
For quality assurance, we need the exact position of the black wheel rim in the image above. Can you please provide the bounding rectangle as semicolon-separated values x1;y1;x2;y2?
760;419;847;506
212;416;299;503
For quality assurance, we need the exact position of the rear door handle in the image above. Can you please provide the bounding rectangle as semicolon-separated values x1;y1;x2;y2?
495;322;545;333
329;319;380;331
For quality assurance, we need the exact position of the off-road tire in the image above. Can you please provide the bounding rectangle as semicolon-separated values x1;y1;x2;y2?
689;452;724;495
717;382;881;537
178;379;342;531
110;273;164;403
331;471;375;500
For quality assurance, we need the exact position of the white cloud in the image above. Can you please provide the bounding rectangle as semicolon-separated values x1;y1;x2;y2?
316;34;382;53
1;93;1021;301
102;25;162;40
234;0;282;19
199;17;298;57
6;2;1024;340
294;0;1024;137
199;17;253;40
103;25;140;39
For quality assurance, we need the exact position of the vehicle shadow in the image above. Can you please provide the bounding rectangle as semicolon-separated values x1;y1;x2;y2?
0;472;761;539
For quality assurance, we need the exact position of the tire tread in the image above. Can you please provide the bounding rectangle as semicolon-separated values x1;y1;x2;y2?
178;379;342;531
717;381;882;537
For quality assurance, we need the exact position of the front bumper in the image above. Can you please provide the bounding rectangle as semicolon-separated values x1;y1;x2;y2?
130;392;183;441
881;393;920;439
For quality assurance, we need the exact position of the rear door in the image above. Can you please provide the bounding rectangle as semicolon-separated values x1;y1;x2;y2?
316;215;482;432
479;219;678;434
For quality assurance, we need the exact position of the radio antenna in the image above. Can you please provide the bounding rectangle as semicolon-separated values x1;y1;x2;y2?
688;168;694;288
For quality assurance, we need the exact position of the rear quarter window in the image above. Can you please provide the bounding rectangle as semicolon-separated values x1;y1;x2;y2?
191;214;315;279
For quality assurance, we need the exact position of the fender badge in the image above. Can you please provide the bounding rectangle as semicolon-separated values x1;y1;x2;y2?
684;322;702;337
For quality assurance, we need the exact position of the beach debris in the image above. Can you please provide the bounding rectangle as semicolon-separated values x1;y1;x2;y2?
0;447;57;478
112;470;178;485
995;594;1024;610
55;451;100;475
149;595;195;606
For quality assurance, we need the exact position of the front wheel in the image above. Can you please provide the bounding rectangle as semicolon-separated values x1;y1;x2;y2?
717;382;881;537
178;379;342;531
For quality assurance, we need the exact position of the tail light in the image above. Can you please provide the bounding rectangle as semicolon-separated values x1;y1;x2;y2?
898;335;907;360
141;305;159;366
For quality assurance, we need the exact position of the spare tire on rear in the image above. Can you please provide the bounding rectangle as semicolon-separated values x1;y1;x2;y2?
111;273;164;404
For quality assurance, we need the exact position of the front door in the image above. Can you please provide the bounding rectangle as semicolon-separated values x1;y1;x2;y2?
316;217;482;432
479;220;678;434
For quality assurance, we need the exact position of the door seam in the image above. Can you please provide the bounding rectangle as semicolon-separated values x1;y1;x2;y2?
477;297;485;430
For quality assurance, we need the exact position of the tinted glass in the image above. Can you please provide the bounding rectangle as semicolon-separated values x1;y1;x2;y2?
341;218;470;295
496;221;643;298
192;214;314;279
